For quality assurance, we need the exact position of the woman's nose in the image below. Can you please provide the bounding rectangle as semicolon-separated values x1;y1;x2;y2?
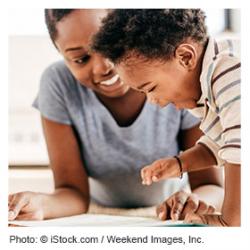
92;54;114;76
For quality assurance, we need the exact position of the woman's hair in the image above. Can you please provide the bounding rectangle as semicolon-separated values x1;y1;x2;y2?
45;9;75;45
92;9;208;63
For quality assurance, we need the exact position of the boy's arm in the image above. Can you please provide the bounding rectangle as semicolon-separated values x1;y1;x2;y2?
155;125;224;221
179;125;224;212
185;163;240;226
141;143;217;185
180;143;217;172
141;124;221;184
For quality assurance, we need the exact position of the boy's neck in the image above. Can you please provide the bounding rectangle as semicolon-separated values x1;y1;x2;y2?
192;39;209;103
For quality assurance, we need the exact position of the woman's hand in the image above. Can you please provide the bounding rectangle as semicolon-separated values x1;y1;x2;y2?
8;192;44;221
156;190;216;221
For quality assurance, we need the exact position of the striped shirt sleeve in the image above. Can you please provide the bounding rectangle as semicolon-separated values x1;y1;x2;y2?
197;135;225;166
212;56;241;164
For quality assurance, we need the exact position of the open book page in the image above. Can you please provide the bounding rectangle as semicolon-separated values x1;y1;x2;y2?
9;214;187;227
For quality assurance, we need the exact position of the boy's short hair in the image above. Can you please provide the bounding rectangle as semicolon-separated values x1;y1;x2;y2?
92;9;208;63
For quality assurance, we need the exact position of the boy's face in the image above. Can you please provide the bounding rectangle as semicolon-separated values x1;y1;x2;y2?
116;55;201;109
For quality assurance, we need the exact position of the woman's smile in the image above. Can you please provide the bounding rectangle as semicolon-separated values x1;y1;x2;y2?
97;75;128;94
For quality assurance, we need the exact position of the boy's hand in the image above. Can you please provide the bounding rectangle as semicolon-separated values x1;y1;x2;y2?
184;213;228;226
8;192;44;221
156;190;215;221
141;157;182;185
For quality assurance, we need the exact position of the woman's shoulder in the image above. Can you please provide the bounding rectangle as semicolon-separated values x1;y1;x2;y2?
35;61;93;123
41;60;74;84
40;60;89;96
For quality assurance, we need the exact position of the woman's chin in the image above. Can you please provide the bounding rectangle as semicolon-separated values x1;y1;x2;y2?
99;85;130;98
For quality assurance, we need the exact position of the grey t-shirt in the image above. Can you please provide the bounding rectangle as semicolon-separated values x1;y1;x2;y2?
33;61;200;208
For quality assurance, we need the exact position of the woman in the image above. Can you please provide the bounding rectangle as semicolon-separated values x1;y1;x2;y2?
8;9;223;222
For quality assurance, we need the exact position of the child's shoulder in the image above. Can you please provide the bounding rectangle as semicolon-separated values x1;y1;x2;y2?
201;37;240;79
215;37;240;59
200;37;241;106
203;36;240;65
211;37;240;80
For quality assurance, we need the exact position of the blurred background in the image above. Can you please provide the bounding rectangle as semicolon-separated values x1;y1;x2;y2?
8;9;240;193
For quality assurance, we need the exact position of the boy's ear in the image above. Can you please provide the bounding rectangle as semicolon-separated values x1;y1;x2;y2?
175;43;198;70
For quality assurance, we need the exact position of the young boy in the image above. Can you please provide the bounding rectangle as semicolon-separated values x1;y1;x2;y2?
92;9;241;226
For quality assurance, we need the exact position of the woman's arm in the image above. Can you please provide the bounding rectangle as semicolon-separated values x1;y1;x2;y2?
9;117;90;220
41;116;90;218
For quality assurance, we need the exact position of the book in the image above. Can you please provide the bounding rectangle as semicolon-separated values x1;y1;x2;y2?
8;214;205;227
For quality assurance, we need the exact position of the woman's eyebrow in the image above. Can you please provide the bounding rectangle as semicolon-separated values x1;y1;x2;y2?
65;46;85;53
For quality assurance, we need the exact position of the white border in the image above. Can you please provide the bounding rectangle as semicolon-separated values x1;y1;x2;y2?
2;1;249;250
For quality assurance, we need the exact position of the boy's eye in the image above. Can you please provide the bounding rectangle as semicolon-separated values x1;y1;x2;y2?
74;55;91;64
147;86;156;93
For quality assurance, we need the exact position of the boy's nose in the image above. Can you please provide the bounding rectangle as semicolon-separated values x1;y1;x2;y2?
147;94;157;104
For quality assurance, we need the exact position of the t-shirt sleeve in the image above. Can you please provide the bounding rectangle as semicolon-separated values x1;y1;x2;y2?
180;109;201;130
197;135;225;166
32;63;72;125
212;56;241;164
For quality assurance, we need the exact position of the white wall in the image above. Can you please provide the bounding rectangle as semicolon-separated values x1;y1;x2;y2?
8;9;48;35
8;36;61;165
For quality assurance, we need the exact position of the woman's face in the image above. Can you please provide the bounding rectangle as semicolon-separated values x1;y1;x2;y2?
54;9;130;98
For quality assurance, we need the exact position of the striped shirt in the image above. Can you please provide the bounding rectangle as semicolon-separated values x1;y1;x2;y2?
189;37;241;165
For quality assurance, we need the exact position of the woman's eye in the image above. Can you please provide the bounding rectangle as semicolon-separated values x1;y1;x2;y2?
74;55;91;64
